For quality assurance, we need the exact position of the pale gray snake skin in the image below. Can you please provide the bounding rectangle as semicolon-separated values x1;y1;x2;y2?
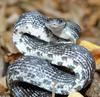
6;11;95;97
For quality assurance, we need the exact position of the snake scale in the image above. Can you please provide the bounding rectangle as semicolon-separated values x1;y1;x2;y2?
6;11;95;97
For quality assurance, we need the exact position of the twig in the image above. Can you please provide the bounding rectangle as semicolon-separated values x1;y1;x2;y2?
52;81;57;97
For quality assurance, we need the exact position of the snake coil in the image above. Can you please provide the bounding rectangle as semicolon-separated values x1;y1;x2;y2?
7;11;95;97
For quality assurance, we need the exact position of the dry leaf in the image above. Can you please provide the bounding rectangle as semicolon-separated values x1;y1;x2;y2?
79;40;100;51
88;11;100;28
88;0;100;6
79;40;100;66
68;92;84;97
0;2;6;33
0;76;12;96
0;55;5;77
1;31;19;53
0;77;7;92
4;53;22;64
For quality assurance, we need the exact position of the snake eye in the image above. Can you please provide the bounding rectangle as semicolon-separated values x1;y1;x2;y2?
58;19;63;23
46;19;49;22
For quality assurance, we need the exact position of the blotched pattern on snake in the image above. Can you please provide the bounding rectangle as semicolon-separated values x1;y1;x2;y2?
6;11;95;97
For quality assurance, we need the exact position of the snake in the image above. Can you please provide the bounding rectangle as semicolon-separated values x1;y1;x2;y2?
6;11;95;97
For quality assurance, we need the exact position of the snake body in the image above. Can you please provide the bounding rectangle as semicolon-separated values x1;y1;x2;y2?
7;11;95;97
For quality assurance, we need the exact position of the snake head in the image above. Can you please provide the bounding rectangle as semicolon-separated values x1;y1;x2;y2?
45;19;81;43
45;18;66;31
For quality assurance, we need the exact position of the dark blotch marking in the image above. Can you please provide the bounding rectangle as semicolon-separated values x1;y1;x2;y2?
36;82;41;86
28;31;31;34
19;38;23;42
61;90;68;95
75;73;80;79
73;60;78;65
22;51;26;55
46;32;51;37
45;28;51;37
69;65;75;69
82;75;86;80
14;29;18;33
75;86;81;90
62;56;67;61
13;71;19;75
19;31;23;34
26;26;28;29
27;73;33;77
37;52;42;56
31;74;35;78
14;42;17;45
26;47;31;52
57;62;63;66
71;81;76;87
47;54;53;58
38;35;40;39
57;85;64;89
17;77;23;81
43;79;51;85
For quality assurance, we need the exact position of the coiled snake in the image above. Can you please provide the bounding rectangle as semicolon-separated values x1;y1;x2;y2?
6;11;95;97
